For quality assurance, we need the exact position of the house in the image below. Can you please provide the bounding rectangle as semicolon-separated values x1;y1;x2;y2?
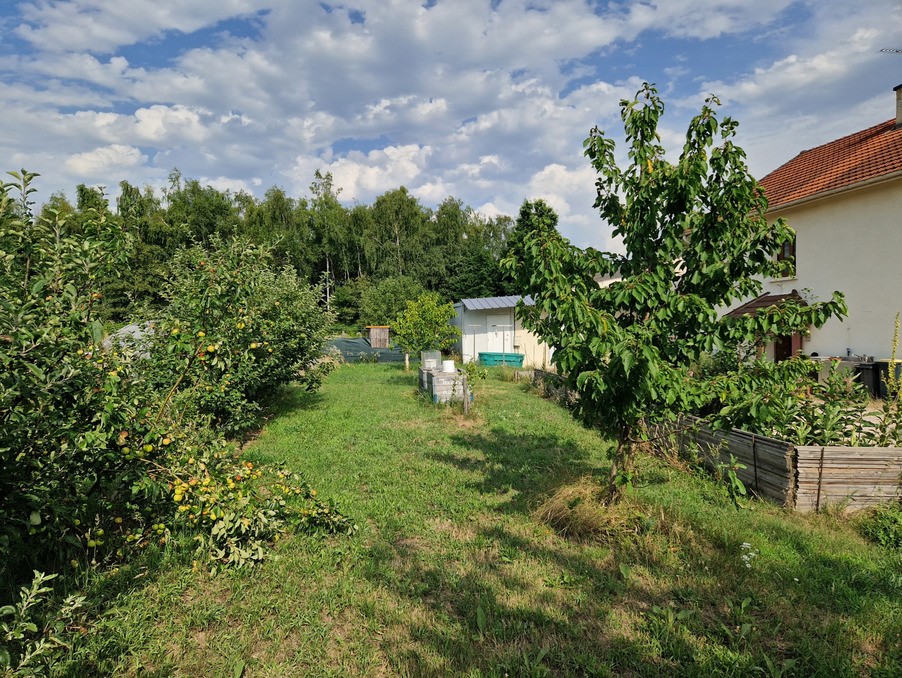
450;295;553;368
749;84;902;360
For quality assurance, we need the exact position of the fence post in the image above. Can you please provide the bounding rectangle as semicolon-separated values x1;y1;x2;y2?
751;433;759;494
462;374;470;415
814;446;826;512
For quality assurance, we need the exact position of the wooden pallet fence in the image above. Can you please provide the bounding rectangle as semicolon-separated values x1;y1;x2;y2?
667;417;796;506
795;446;902;512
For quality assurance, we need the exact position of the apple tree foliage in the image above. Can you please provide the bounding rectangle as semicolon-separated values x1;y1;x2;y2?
392;292;462;370
504;84;846;501
145;236;335;437
1;172;351;595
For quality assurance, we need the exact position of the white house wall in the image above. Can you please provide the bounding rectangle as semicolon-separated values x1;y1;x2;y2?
763;178;902;359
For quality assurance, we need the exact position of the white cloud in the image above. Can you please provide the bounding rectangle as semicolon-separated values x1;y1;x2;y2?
2;0;900;250
289;144;432;201
133;105;210;143
64;144;146;176
682;2;902;177
15;0;270;53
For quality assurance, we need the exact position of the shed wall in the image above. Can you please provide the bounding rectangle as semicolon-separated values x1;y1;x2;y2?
453;304;553;368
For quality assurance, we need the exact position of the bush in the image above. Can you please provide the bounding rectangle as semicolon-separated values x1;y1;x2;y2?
392;291;461;369
698;355;902;447
860;503;902;549
0;571;85;676
0;171;153;579
1;173;350;599
145;237;334;436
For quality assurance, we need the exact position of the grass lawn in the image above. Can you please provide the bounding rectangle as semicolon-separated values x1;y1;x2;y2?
68;363;901;676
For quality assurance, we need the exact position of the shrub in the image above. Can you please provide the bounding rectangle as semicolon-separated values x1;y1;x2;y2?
860;503;902;549
392;291;461;370
1;173;350;598
0;171;153;579
0;571;86;676
145;237;334;436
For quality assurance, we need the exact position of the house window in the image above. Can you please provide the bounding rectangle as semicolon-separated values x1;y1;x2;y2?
777;236;796;277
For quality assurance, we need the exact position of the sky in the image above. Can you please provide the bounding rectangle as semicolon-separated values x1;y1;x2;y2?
1;0;901;250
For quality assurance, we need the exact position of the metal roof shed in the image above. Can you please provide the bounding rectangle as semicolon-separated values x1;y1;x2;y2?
451;295;552;368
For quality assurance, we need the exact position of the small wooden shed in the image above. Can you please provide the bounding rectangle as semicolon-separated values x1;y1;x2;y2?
366;326;390;349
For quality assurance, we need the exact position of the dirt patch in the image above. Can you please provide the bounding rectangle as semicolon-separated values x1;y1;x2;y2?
440;408;486;429
427;517;477;542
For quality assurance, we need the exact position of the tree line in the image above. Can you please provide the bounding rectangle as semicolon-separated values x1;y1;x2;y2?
42;169;527;328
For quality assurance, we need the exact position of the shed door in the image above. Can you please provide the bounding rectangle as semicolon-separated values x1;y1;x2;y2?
486;314;513;353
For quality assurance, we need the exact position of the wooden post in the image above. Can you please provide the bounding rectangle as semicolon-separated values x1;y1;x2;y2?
751;433;760;494
462;374;470;414
815;446;826;512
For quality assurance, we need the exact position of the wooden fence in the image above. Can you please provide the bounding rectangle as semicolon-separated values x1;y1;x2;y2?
663;418;796;506
796;446;902;512
530;371;902;512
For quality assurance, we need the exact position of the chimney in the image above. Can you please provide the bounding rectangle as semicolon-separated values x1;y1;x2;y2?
896;84;902;129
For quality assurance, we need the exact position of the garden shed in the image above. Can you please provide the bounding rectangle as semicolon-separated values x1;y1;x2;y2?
450;295;553;368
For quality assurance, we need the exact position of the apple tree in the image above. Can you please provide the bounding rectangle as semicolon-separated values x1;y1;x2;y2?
393;292;461;371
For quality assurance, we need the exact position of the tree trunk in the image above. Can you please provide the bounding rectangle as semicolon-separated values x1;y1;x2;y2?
325;256;331;311
605;428;634;504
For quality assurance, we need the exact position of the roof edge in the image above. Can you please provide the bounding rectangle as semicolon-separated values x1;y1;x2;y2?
765;168;902;214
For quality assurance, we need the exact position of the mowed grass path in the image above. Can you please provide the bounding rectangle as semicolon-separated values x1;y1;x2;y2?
89;364;900;676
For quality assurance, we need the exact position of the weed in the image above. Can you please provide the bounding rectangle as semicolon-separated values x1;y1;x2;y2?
716;454;748;509
754;655;797;677
0;572;85;675
859;502;902;548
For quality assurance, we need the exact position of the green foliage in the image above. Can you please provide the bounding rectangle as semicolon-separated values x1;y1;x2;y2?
332;276;372;328
162;435;356;569
163;170;238;245
392;292;461;367
716;455;748;509
2;172;351;608
48;168;516;323
358;275;424;327
367;187;430;279
462;361;488;387
0;170;147;575
704;358;870;445
146;237;334;436
860;503;902;548
1;571;85;676
503;83;846;501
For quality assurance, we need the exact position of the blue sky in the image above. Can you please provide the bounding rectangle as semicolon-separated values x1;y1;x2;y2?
1;0;900;249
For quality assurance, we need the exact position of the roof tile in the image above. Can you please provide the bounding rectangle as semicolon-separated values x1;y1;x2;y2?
759;119;902;210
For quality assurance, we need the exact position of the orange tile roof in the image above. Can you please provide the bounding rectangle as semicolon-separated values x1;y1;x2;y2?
759;119;902;210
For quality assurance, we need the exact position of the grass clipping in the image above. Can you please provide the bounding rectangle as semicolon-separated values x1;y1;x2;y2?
534;476;643;542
